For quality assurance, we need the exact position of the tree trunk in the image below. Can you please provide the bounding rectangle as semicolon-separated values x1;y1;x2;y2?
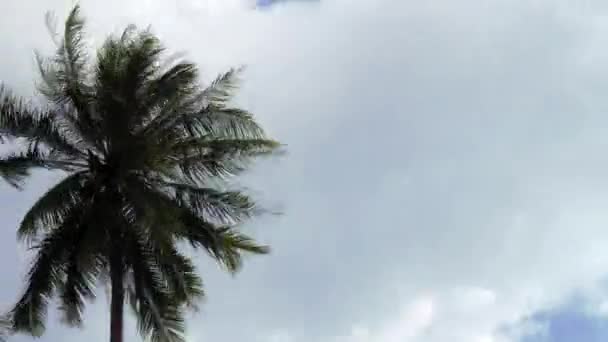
109;247;124;342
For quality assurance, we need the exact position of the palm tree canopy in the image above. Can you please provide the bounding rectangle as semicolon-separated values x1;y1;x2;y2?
1;5;279;342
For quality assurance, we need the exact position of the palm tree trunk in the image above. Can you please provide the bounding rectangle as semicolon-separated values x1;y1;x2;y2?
109;247;124;342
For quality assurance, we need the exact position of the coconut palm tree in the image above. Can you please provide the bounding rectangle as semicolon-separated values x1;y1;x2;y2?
0;5;279;342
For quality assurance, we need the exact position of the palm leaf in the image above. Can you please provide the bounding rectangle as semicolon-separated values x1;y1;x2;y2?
200;67;243;107
37;5;103;151
57;248;100;327
0;316;10;342
11;205;88;336
162;182;257;224
0;86;84;156
124;179;268;271
126;233;187;342
165;138;280;182
38;5;90;108
18;171;88;242
140;68;265;141
178;209;269;272
0;147;52;189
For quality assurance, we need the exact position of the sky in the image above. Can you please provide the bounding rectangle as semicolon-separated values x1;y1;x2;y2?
518;293;608;342
3;0;608;341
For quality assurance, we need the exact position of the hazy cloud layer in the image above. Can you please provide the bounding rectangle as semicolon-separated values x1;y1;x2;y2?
3;0;608;341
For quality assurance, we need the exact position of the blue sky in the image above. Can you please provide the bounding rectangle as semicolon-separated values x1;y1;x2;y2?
3;0;608;341
518;293;608;342
522;309;608;342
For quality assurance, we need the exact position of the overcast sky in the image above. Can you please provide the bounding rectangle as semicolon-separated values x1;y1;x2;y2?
3;0;608;341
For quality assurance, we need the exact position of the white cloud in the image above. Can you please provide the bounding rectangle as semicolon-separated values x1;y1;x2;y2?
375;296;435;342
327;296;434;342
266;331;294;342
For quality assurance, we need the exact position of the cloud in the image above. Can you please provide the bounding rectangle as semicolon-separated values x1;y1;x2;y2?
354;296;435;342
4;0;608;342
254;0;320;8
266;331;295;342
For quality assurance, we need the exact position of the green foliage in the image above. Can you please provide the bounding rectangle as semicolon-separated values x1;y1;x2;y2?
1;4;280;342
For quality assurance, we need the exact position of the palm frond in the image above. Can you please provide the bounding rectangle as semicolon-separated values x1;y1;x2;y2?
94;26;167;133
11;207;86;336
163;182;257;224
38;5;90;107
122;177;184;242
196;106;266;139
131;228;203;308
19;171;88;242
200;67;243;108
36;6;102;151
57;251;100;327
62;5;87;77
123;179;267;272
127;235;187;342
121;29;165;113
94;36;132;141
0;86;84;156
179;209;269;272
149;63;199;103
0;315;10;342
156;106;267;142
166;138;280;182
0;147;52;189
169;137;280;156
0;159;29;189
140;68;265;141
135;62;200;134
56;201;104;327
154;249;203;309
0;86;44;143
